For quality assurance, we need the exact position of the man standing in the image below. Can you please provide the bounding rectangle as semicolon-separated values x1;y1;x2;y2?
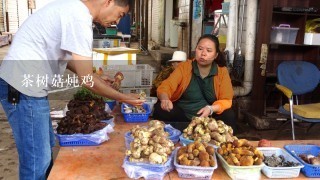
0;0;143;179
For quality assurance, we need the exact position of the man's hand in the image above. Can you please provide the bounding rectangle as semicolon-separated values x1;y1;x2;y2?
128;93;140;99
120;93;145;106
69;53;143;107
100;74;114;86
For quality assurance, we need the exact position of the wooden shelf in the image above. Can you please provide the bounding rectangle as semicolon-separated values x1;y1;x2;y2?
250;0;320;117
306;13;320;16
272;11;320;16
269;43;320;48
266;73;277;78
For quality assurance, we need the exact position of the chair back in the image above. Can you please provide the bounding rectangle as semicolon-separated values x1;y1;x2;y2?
277;61;320;95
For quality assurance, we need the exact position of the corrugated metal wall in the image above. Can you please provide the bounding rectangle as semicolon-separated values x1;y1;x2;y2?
0;0;53;33
0;0;4;32
148;0;151;40
34;0;54;13
17;0;28;30
7;0;28;32
149;0;159;42
178;0;190;53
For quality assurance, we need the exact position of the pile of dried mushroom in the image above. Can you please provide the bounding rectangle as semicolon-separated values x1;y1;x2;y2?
57;88;113;135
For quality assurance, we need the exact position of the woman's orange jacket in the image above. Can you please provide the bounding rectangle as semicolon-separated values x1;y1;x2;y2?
157;59;234;114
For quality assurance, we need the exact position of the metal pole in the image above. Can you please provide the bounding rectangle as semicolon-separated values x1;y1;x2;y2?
143;0;148;50
139;0;148;54
139;0;142;49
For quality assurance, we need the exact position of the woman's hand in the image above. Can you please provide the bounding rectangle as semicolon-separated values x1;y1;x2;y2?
160;99;173;112
197;105;212;117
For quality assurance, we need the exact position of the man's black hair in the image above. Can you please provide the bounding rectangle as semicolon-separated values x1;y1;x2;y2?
114;0;130;7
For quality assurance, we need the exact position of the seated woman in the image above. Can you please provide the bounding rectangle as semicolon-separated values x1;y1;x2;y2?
150;51;187;96
153;34;235;132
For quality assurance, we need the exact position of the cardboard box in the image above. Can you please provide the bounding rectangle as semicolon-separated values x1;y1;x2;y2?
93;39;121;48
304;33;320;45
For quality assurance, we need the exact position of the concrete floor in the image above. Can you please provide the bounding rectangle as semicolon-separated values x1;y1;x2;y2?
0;43;320;179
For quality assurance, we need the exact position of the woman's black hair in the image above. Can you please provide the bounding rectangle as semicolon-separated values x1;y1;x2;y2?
196;34;226;67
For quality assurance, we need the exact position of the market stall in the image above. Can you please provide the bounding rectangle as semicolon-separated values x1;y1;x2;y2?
48;113;320;179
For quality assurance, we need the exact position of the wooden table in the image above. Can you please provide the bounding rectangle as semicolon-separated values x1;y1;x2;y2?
48;115;320;180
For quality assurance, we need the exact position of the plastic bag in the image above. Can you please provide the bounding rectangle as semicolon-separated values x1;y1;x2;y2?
164;124;181;143
124;124;181;149
179;134;219;148
101;117;115;128
179;134;194;146
55;119;114;146
104;103;112;113
122;153;174;180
